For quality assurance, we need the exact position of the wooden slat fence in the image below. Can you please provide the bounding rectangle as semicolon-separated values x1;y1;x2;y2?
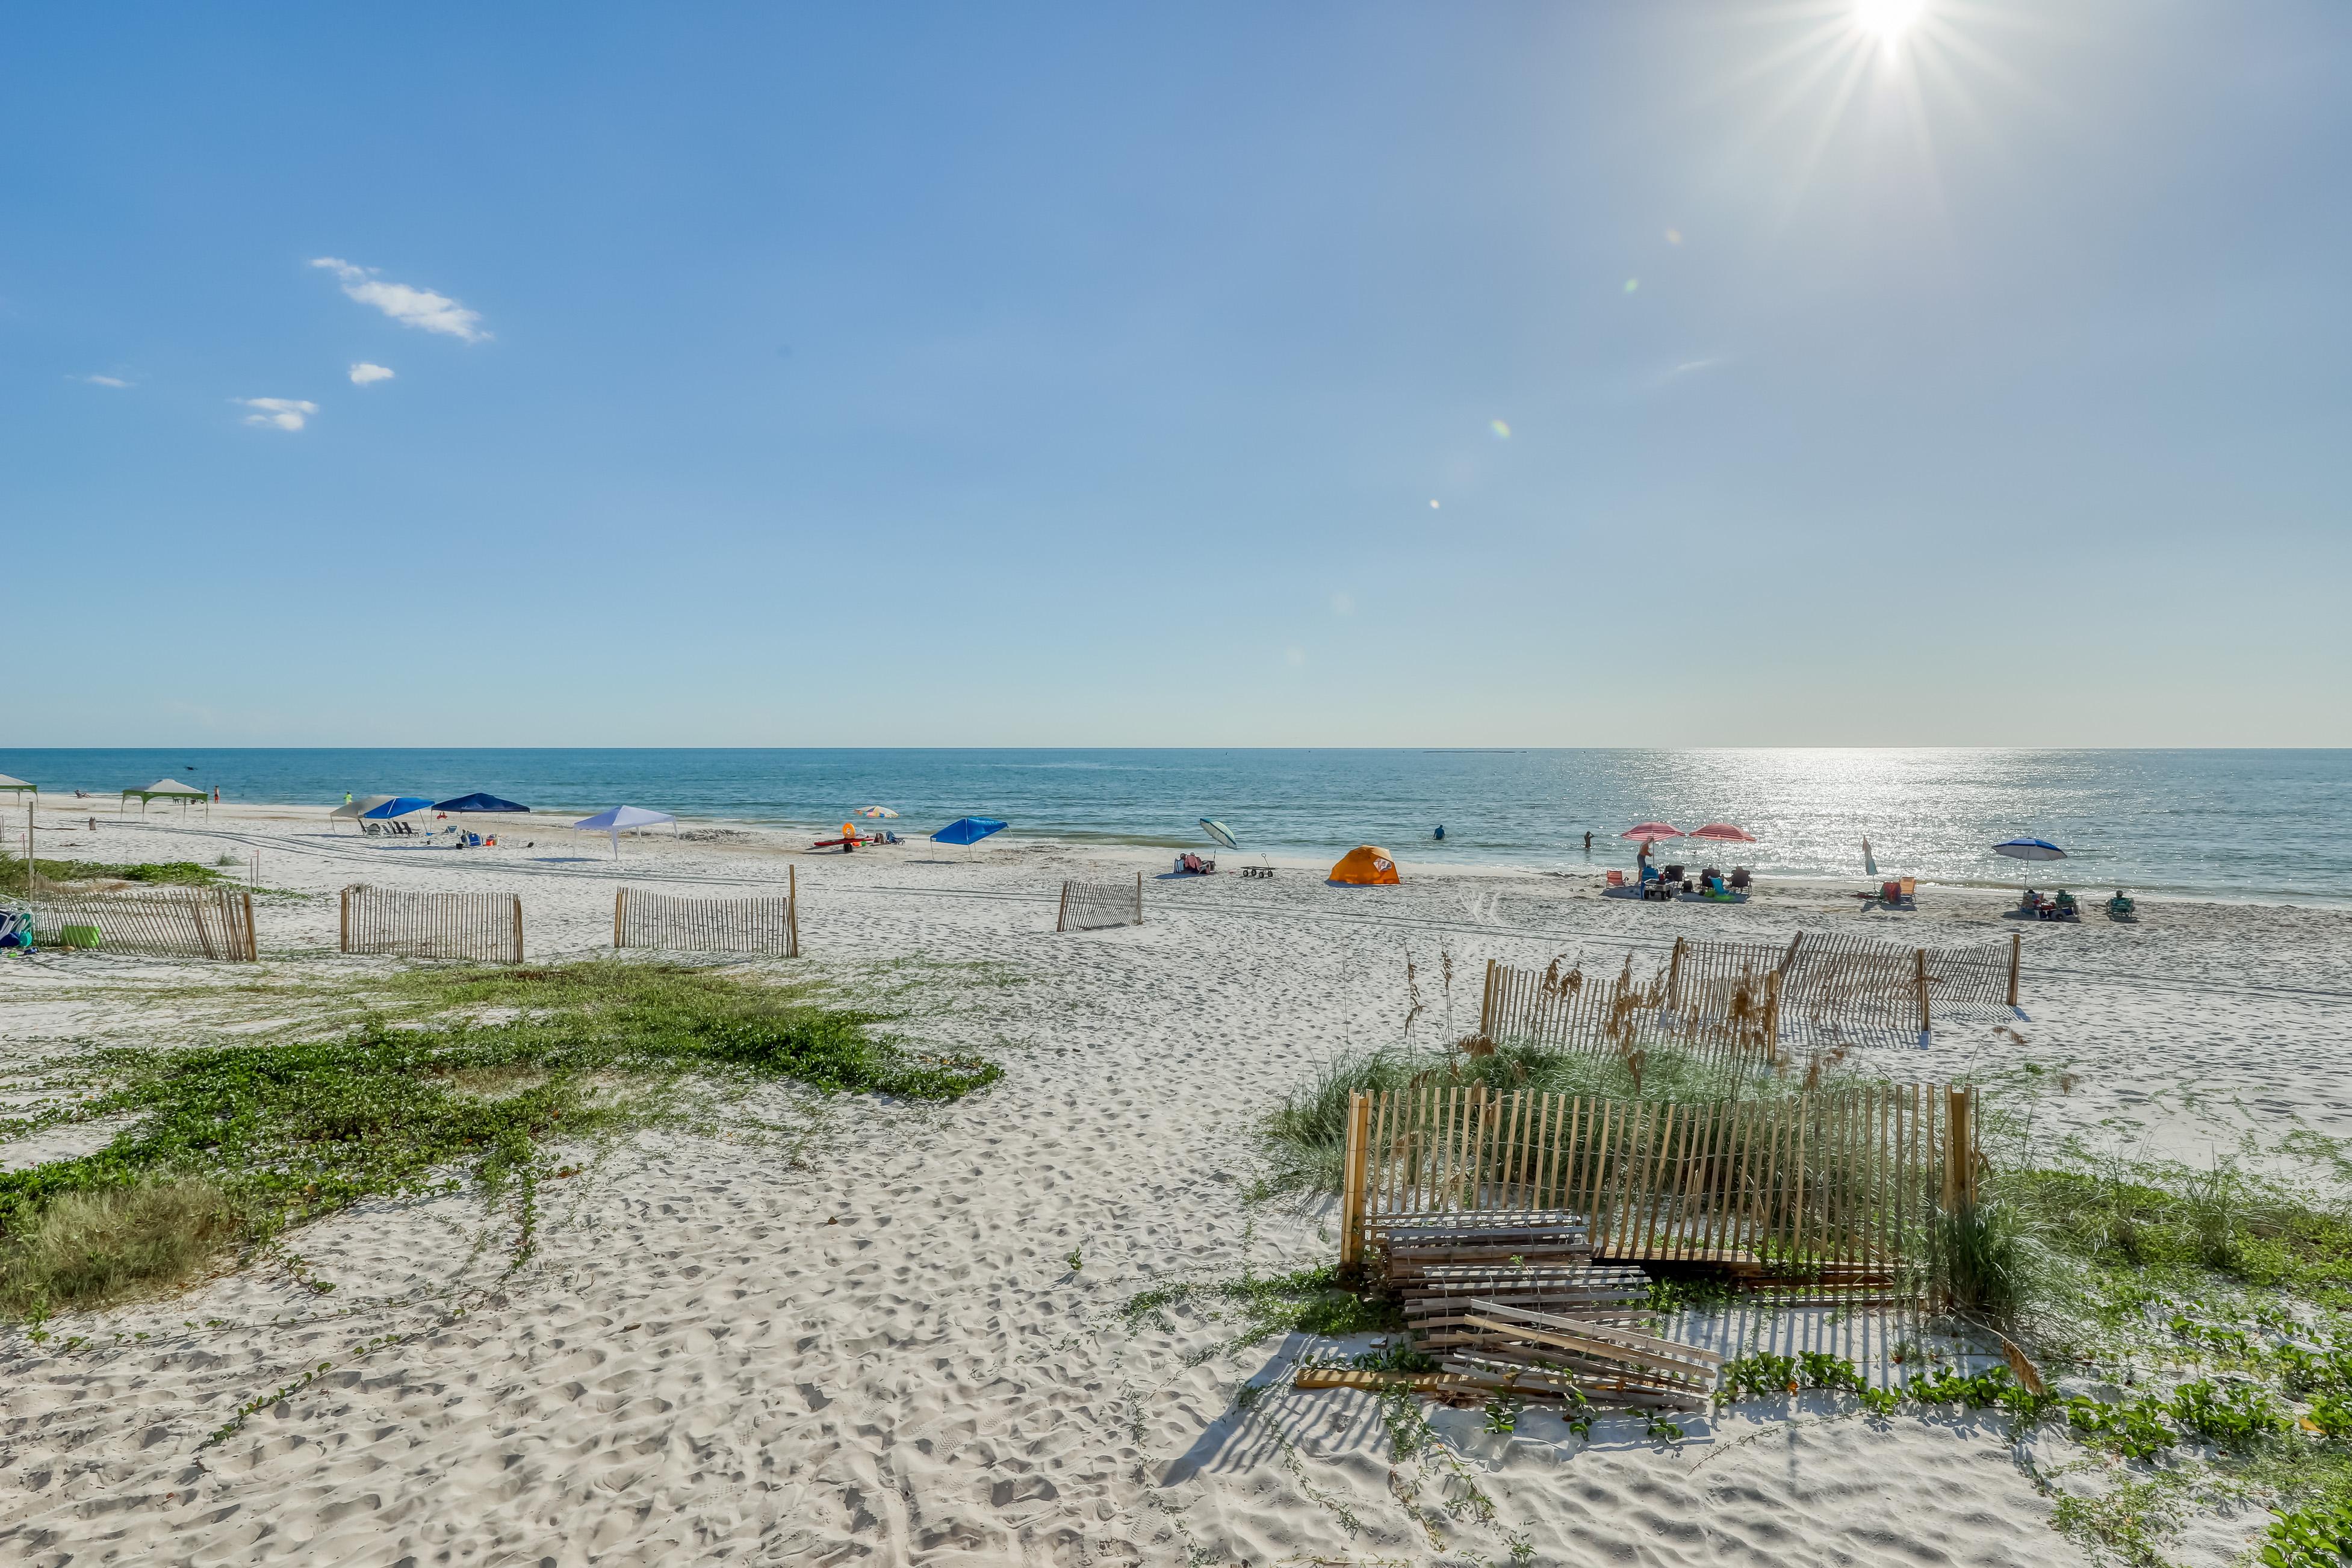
1337;1082;1978;1284
340;885;523;962
613;873;798;958
1481;932;2023;1055
31;886;258;961
1479;953;1781;1077
1057;873;1143;932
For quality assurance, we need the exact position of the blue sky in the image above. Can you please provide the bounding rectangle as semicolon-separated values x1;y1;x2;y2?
5;2;2346;747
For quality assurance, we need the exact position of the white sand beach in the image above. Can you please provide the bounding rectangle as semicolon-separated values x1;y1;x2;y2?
6;801;2352;1566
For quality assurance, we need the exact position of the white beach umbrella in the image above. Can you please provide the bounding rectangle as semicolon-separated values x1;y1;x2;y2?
573;805;678;859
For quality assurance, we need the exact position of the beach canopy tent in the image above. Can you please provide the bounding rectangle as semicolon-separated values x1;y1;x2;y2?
0;773;36;799
434;793;530;814
122;778;208;816
1993;838;2067;863
361;796;435;819
574;804;677;858
1329;846;1400;885
932;816;1007;847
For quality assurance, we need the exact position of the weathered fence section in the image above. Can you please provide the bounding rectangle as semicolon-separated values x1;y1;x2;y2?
1336;1081;1978;1285
1057;873;1143;932
31;885;258;961
340;885;523;962
613;871;798;958
1479;932;2023;1056
1479;954;1782;1075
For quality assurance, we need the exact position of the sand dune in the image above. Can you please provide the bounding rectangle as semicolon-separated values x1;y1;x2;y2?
4;802;2348;1564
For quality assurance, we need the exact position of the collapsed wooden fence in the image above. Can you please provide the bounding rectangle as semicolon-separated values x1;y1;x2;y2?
1337;1081;1979;1287
613;870;798;957
1479;931;2022;1056
340;885;523;962
30;885;258;961
1057;873;1143;932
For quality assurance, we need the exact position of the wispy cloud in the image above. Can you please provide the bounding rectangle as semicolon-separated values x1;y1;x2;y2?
309;257;488;342
1642;355;1733;393
349;362;396;385
237;397;318;432
76;374;131;388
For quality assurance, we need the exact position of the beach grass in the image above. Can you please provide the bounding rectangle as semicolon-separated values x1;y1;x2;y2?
0;858;227;896
0;960;1001;1320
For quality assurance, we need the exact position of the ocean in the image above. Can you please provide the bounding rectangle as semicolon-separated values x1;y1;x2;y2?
3;749;2346;903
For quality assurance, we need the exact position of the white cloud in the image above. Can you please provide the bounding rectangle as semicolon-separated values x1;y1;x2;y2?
78;374;131;388
349;362;396;385
237;397;318;432
309;256;488;342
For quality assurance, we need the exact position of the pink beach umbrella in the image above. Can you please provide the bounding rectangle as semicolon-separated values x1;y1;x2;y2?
1689;823;1758;844
1620;822;1683;841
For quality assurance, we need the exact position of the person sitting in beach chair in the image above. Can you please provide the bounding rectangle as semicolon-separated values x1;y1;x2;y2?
1729;867;1751;893
2107;889;2136;922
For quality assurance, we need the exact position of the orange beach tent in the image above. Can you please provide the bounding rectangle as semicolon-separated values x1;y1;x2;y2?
1328;846;1400;885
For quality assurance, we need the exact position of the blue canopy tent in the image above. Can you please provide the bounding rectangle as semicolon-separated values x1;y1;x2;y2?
361;796;434;819
932;816;1008;848
433;793;530;814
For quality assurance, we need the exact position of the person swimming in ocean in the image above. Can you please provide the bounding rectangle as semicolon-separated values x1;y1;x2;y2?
1433;825;1445;840
1584;831;1593;852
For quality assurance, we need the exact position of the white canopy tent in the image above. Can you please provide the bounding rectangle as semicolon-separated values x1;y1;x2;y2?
122;778;208;816
0;773;36;800
329;795;399;833
572;805;678;859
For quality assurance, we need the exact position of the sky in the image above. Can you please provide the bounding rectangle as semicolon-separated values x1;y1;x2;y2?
4;2;2347;748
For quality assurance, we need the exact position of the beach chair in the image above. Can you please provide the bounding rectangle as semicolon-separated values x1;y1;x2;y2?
2106;890;2137;922
1606;869;1625;887
1728;867;1750;892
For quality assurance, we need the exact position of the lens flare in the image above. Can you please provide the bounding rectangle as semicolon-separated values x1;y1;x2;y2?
1489;419;1511;439
1624;277;1640;293
1855;0;1925;42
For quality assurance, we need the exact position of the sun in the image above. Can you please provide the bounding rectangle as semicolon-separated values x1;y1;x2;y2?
1854;0;1927;46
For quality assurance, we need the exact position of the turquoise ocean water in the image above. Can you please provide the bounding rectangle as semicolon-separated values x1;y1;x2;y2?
2;749;2345;903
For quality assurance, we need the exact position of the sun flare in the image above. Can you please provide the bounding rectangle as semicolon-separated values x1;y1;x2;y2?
1854;0;1926;44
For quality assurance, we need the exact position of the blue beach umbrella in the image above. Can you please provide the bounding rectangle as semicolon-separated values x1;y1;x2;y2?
1992;838;2067;863
433;793;530;814
932;816;1008;847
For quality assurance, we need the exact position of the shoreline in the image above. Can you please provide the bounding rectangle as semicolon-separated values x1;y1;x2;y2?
36;795;2351;912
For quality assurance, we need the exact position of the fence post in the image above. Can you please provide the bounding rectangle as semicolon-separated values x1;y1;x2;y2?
1764;971;1782;1065
512;896;524;963
1914;948;1931;1033
1480;959;1498;1037
1055;882;1070;934
340;887;351;955
787;864;799;958
1941;1086;1966;1213
1780;931;1803;973
241;888;257;961
1958;1087;1978;1206
613;887;625;949
1339;1091;1371;1269
2006;932;2022;1008
1668;938;1686;1009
